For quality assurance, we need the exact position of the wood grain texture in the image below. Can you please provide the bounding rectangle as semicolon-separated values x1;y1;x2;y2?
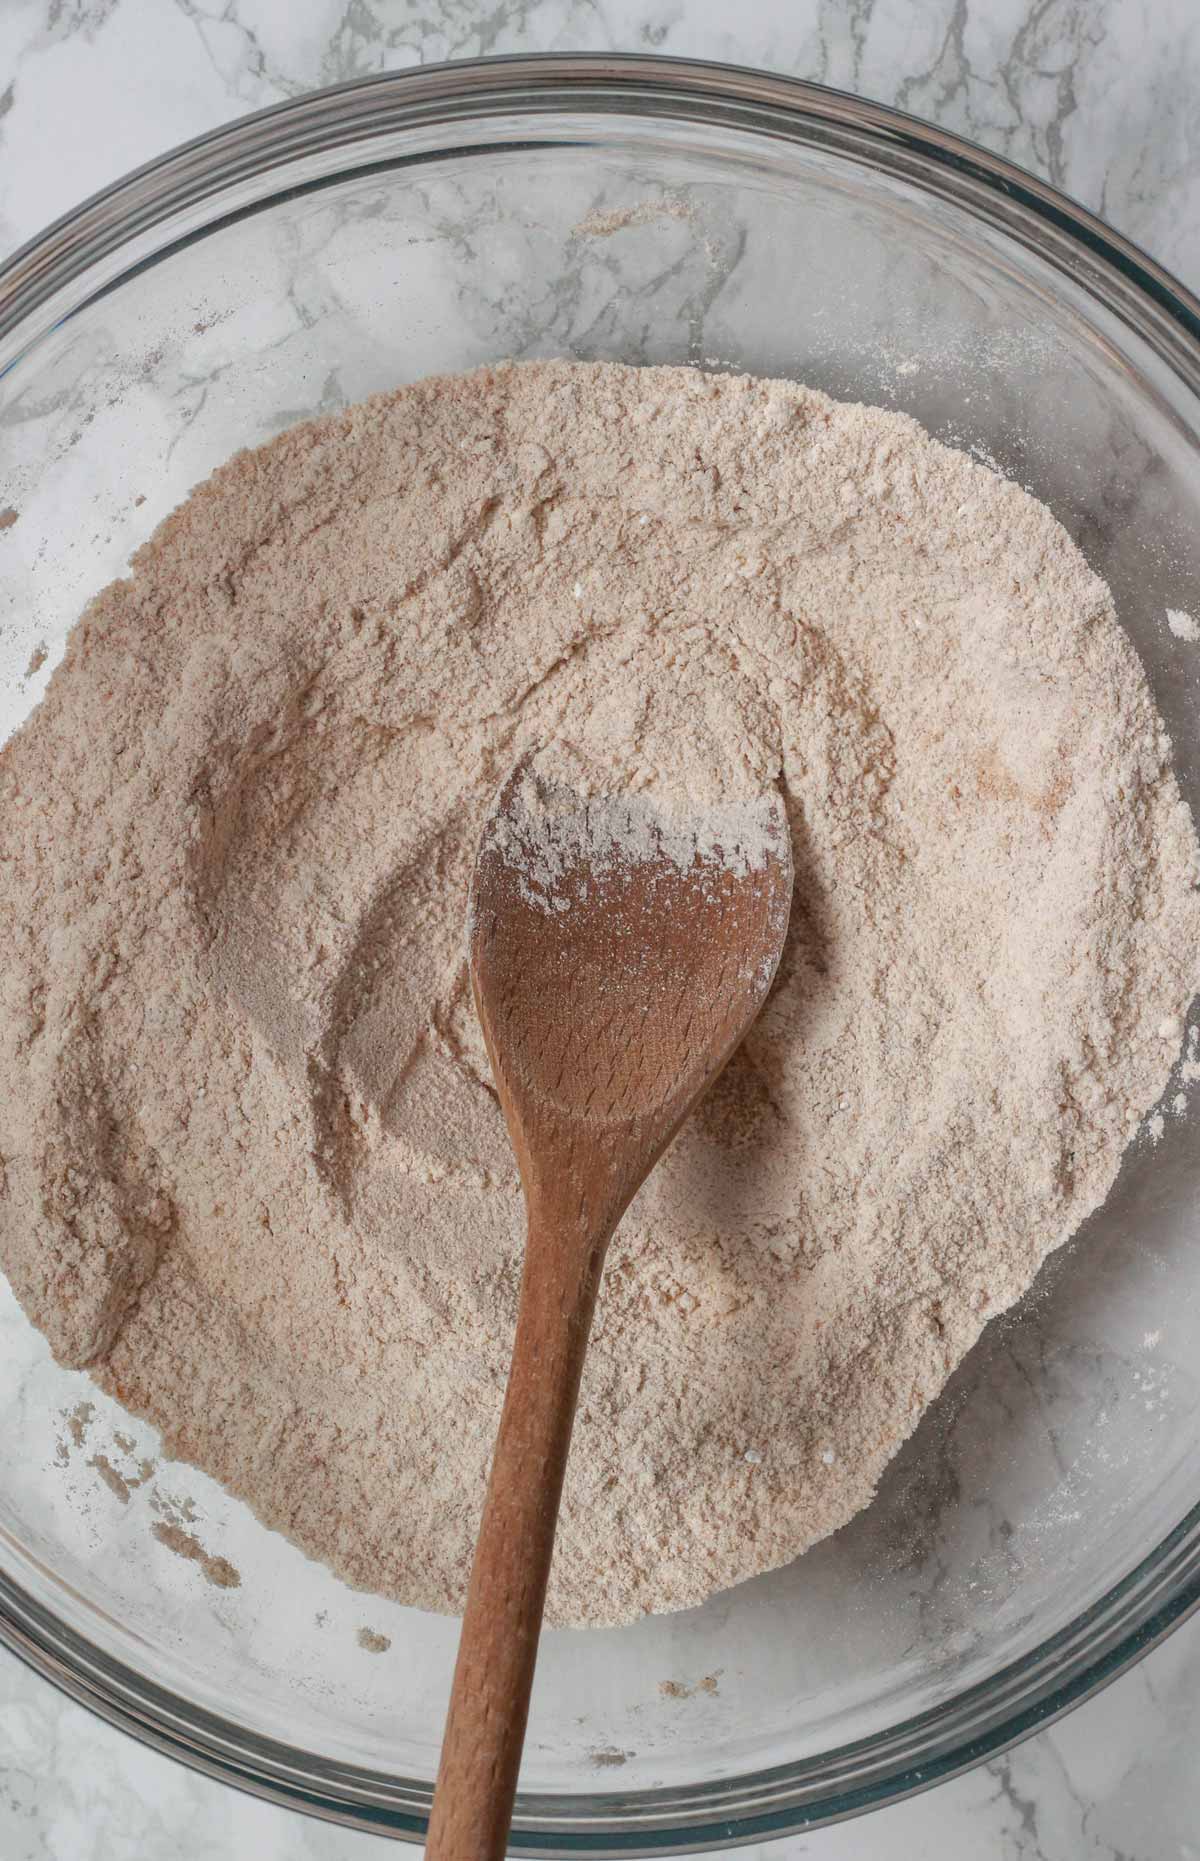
425;772;793;1860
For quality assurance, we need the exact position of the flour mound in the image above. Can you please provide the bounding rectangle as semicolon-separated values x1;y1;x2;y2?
1;361;1197;1627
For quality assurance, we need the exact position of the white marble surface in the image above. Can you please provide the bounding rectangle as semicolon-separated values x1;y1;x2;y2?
4;1;1200;1857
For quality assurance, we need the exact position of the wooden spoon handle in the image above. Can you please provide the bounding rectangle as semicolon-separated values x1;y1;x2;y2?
425;1218;605;1861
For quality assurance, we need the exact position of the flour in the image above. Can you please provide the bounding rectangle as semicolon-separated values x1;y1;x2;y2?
485;766;785;912
573;197;694;240
1;361;1198;1628
150;1520;241;1590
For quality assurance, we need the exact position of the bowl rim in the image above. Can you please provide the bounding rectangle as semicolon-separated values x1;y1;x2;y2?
2;49;1200;1854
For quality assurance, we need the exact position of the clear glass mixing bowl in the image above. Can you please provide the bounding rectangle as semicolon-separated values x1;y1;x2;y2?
3;54;1200;1855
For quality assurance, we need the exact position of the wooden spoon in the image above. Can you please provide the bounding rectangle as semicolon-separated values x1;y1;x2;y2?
425;765;793;1861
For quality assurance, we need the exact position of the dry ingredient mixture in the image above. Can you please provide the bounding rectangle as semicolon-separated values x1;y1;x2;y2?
484;763;787;908
2;361;1199;1628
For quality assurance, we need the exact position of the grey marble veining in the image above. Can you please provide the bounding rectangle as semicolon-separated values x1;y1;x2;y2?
4;4;1200;1859
3;0;1200;294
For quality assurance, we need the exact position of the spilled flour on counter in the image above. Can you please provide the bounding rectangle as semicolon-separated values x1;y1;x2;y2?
1;361;1199;1627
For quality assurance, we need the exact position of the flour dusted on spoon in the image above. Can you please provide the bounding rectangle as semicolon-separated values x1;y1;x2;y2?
1;359;1199;1629
485;763;784;914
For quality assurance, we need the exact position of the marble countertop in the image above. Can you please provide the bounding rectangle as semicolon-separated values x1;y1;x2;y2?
3;1;1200;1857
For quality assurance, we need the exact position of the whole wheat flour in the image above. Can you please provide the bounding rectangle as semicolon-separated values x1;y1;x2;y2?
1;362;1198;1628
484;766;785;911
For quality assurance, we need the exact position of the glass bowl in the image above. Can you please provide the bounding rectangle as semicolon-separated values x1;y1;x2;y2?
3;54;1200;1856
